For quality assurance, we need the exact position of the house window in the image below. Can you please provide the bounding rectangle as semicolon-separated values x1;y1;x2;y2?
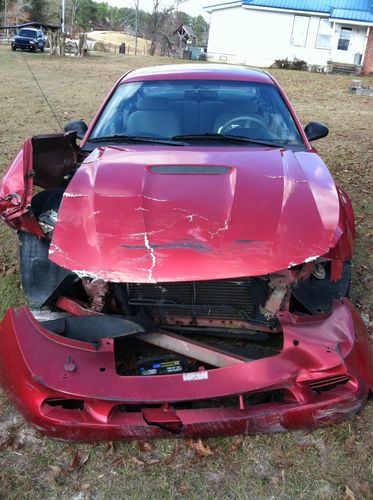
338;27;352;51
291;16;310;46
315;19;333;49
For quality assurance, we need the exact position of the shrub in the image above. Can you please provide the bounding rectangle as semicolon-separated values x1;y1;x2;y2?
291;58;308;71
273;58;292;69
272;57;308;71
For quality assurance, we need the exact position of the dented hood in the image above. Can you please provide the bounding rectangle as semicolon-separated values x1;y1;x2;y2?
50;146;340;282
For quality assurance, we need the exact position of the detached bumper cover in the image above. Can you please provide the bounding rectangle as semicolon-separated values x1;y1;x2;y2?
0;300;372;441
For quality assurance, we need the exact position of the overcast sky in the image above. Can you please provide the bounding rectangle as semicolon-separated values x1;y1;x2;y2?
95;0;212;20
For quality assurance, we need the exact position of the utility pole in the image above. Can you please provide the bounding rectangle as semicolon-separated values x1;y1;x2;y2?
61;0;65;33
134;0;139;55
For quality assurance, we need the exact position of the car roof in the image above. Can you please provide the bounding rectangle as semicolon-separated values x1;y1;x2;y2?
120;64;274;85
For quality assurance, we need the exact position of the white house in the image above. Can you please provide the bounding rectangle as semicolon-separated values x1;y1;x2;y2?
204;0;373;74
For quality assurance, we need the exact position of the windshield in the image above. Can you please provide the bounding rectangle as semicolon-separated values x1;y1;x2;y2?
18;29;37;38
89;80;305;149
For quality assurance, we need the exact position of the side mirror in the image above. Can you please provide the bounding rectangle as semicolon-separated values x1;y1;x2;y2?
64;120;88;140
304;122;329;142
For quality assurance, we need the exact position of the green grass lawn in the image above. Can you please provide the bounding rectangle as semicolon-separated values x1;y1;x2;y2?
0;45;372;499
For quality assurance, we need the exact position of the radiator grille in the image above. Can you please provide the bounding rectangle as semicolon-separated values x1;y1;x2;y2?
126;277;269;326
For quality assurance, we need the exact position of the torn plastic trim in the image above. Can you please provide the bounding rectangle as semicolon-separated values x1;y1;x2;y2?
19;231;76;308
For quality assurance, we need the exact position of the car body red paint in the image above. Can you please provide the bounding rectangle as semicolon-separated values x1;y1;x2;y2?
49;146;340;282
0;64;371;441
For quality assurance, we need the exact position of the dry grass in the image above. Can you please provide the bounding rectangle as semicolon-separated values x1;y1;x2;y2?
0;46;372;499
88;30;150;52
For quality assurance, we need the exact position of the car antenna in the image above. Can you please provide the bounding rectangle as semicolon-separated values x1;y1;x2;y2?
20;52;63;132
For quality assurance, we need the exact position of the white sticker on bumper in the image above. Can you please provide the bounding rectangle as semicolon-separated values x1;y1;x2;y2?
183;371;208;382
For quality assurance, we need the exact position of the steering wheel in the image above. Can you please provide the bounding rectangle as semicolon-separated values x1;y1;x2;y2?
218;115;267;134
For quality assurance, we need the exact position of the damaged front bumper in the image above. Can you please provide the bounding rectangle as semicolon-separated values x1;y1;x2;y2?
0;299;372;441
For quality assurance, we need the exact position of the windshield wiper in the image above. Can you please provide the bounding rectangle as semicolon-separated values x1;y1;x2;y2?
89;135;185;146
171;133;284;148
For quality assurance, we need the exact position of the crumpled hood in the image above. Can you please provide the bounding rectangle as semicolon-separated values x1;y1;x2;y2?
50;145;340;282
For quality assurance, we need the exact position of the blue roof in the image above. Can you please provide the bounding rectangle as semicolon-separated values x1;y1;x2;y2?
331;7;373;23
242;0;373;22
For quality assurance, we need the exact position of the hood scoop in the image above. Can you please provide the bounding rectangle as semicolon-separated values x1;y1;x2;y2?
149;165;231;174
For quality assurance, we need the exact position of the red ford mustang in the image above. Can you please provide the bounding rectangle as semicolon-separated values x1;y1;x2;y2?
0;64;372;440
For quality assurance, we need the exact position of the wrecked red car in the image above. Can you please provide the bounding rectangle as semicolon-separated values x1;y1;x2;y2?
0;64;372;441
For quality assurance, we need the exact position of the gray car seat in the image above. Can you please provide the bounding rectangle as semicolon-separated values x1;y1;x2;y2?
126;97;180;137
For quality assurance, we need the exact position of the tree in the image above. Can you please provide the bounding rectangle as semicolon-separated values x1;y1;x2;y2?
172;10;192;29
147;0;187;55
29;0;47;22
1;0;5;23
95;2;111;29
46;0;60;23
11;0;31;24
147;0;162;55
75;0;97;31
192;15;209;46
69;0;79;34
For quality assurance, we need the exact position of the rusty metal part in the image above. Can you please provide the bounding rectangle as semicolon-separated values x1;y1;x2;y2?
82;278;109;312
152;315;279;333
261;277;289;319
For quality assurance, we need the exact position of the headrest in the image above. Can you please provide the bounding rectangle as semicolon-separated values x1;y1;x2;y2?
137;97;168;111
225;98;257;113
184;90;218;100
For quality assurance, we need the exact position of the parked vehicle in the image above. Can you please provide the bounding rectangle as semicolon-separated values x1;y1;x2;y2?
0;64;371;441
11;28;46;52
